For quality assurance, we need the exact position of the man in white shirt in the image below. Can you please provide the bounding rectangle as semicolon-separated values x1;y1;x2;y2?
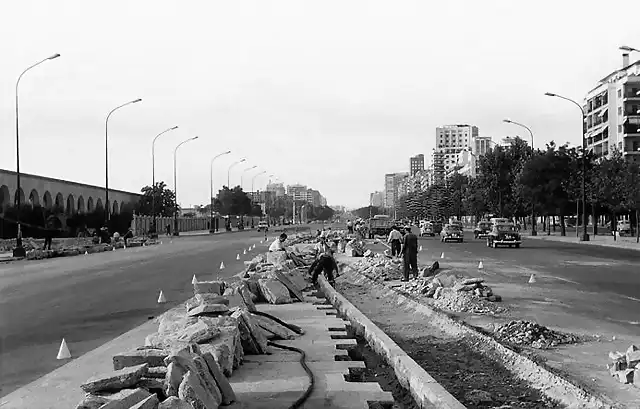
387;226;403;257
269;233;288;252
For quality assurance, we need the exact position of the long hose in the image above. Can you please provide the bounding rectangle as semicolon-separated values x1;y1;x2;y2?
268;341;315;409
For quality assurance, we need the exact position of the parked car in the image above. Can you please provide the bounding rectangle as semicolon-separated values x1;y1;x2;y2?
430;220;444;235
617;220;632;237
473;221;492;239
440;224;464;243
420;221;436;237
257;221;269;232
487;223;522;248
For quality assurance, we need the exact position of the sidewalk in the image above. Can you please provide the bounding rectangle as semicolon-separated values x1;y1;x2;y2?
522;231;639;251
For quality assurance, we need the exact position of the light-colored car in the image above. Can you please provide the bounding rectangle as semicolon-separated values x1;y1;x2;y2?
440;224;464;243
257;221;269;232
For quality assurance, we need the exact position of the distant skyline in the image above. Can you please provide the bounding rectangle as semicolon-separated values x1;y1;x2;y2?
2;0;640;208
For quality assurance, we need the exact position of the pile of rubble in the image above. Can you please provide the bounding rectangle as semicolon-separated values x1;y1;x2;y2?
607;345;640;386
494;320;581;349
356;257;404;281
75;242;311;409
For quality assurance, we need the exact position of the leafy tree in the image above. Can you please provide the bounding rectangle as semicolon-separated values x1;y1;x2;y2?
352;206;380;219
136;182;177;217
214;186;252;216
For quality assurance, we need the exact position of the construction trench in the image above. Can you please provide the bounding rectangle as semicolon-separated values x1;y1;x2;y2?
6;232;634;408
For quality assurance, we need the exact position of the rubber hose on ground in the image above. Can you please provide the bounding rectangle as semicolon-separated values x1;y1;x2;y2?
251;311;305;335
268;341;315;409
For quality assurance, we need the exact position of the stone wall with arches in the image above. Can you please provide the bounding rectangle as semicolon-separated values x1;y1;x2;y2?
0;169;141;216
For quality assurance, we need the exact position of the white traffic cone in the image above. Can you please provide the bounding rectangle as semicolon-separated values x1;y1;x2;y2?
440;252;445;259
57;338;71;360
220;261;225;270
160;241;163;245
157;290;167;303
236;254;240;260
243;249;247;255
192;274;198;284
528;274;536;284
260;240;263;244
112;247;116;252
247;247;251;252
84;251;88;255
478;261;484;269
419;245;423;252
143;243;146;247
252;244;256;250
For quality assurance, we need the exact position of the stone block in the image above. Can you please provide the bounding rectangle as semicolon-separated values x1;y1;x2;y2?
158;307;194;335
137;377;165;392
202;352;236;405
230;310;263;355
193;281;225;296
147;367;167;379
245;279;261;301
75;388;151;409
266;251;287;265
238;282;257;312
177;319;221;344
81;364;149;393
129;394;160;409
158;397;195;409
251;314;297;340
258;279;292;304
615;369;634;384
178;371;221;409
187;303;229;317
283;271;309;292
626;349;640;368
113;349;169;370
165;362;186;398
272;270;304;302
192;355;223;404
634;368;640;387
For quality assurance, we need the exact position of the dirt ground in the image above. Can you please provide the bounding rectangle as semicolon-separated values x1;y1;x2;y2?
335;280;563;408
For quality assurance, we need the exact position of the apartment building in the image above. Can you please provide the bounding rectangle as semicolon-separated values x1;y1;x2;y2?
499;136;528;149
370;191;384;207
266;182;286;197
384;172;409;209
435;124;479;173
286;184;308;202
475;136;493;156
584;53;640;163
430;150;445;185
409;154;425;176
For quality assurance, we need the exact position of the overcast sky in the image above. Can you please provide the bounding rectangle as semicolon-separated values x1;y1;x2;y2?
1;0;640;209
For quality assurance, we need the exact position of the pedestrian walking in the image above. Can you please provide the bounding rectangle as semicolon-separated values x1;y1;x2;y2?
401;225;418;281
43;214;57;250
387;226;402;257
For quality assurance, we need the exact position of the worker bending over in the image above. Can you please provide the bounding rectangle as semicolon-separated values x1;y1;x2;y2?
269;233;288;252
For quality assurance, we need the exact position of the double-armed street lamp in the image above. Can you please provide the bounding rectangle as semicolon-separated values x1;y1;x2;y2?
151;126;179;230
210;150;231;232
173;136;199;235
227;159;246;189
503;119;537;236
105;98;142;224
251;170;267;195
241;166;258;191
544;92;590;241
13;53;61;257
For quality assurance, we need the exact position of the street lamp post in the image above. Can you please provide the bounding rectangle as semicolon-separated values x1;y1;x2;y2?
503;119;537;236
105;98;142;225
173;136;199;236
227;159;246;189
251;170;267;197
545;92;590;241
240;166;257;191
151;126;178;233
210;150;231;232
13;53;61;258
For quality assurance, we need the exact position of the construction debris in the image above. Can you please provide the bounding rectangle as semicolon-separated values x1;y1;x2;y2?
607;345;640;386
494;320;581;349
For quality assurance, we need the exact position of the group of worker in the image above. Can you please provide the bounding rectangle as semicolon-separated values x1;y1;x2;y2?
386;225;419;282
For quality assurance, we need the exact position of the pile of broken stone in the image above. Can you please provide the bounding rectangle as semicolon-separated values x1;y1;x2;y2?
75;240;314;409
494;320;582;349
608;345;640;386
354;255;404;281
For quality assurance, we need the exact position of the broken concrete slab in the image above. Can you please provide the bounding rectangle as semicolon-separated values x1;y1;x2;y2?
136;377;164;392
192;355;223;405
113;349;169;370
238;282;257;313
80;364;149;393
258;279;292;304
75;388;152;409
129;394;160;409
158;396;195;409
202;352;236;405
272;270;304;302
251;314;297;340
147;367;168;379
177;319;221;344
164;362;186;398
178;370;221;409
187;303;229;317
230;310;265;355
193;281;225;296
266;251;287;265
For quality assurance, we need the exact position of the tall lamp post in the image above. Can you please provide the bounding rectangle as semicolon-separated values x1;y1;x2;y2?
210;150;231;232
173;136;199;236
151;126;178;232
545;92;590;241
227;159;246;189
251;171;267;223
503;119;537;236
13;53;61;257
240;166;257;191
105;98;142;225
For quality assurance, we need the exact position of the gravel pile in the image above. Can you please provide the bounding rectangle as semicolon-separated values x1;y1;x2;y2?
431;288;508;315
494;320;581;349
356;257;404;281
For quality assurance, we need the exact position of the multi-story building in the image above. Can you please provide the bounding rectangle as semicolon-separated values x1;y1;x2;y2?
584;53;640;163
383;172;409;209
286;184;308;202
475;136;493;156
370;191;384;207
266;182;286;197
435;124;479;173
306;189;322;207
430;150;445;185
409;154;425;176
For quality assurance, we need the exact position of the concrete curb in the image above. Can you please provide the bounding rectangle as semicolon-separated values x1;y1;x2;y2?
317;275;466;409
523;234;640;252
337;264;614;409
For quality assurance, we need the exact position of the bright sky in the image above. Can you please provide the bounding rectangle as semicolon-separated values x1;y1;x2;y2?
1;0;640;209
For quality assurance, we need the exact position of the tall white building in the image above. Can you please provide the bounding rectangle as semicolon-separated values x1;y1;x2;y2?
584;53;640;163
370;191;384;207
435;124;479;173
384;172;409;209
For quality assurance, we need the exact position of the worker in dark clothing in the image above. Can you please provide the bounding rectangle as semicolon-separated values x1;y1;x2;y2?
401;225;418;281
310;239;338;286
43;215;57;250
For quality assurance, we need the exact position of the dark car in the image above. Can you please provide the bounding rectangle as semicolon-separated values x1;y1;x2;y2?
430;221;443;235
473;221;492;239
487;223;522;248
440;224;464;243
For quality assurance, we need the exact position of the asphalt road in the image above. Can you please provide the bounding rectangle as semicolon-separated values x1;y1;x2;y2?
0;227;311;397
405;233;640;328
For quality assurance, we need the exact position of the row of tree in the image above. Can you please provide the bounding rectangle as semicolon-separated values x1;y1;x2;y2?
354;138;640;237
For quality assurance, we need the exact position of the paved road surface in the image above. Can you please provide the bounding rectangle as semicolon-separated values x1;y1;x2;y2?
0;228;297;397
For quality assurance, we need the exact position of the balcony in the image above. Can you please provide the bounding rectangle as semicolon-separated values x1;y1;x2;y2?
622;84;640;101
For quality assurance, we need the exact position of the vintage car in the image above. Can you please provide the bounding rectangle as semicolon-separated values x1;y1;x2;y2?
473;221;493;239
420;221;436;237
440;224;464;243
257;221;269;232
486;223;522;248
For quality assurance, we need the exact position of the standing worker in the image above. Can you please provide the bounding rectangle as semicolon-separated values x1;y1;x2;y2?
347;219;353;234
387;226;402;258
401;225;418;281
